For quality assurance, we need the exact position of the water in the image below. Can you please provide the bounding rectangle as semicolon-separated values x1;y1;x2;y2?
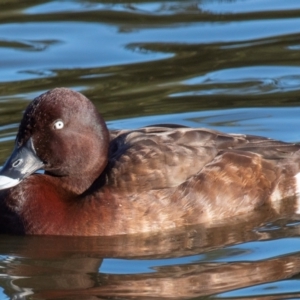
1;0;300;299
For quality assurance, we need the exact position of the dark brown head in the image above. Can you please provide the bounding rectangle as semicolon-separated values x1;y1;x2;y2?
0;88;109;192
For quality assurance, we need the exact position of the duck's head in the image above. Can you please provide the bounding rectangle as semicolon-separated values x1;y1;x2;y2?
0;88;109;191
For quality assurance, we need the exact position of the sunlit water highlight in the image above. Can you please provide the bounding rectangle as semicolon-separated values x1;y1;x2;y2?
1;0;300;299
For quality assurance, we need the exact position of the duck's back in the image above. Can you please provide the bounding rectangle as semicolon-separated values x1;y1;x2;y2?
107;126;300;191
87;126;300;233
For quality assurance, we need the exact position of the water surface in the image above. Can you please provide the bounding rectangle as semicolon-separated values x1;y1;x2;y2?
1;0;300;299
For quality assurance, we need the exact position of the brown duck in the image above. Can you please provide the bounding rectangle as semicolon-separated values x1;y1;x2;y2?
0;88;300;236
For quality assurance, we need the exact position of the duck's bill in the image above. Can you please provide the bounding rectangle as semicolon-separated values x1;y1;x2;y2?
0;138;44;190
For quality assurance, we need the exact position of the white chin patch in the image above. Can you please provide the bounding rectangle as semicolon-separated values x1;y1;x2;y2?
0;175;20;190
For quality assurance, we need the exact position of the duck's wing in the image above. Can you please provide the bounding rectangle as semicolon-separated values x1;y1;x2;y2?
225;134;300;159
107;126;300;190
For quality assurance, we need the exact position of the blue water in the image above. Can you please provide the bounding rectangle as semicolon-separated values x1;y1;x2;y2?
1;0;300;299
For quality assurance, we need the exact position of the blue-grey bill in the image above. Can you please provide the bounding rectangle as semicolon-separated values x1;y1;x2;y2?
0;175;20;189
0;137;44;190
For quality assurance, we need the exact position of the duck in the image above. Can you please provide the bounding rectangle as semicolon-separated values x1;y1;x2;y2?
0;87;300;236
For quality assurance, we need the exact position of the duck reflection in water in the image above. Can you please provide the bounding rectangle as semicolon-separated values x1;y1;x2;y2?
2;217;300;300
1;88;300;235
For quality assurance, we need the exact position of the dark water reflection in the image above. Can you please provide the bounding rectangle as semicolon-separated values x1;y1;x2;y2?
2;210;300;300
1;0;300;299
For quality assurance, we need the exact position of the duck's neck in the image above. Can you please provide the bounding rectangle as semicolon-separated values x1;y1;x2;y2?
47;168;107;196
61;176;94;195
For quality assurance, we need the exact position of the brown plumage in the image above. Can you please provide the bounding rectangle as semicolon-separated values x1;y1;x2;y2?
0;88;300;236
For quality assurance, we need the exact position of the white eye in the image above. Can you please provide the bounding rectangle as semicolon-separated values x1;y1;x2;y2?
53;120;64;130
